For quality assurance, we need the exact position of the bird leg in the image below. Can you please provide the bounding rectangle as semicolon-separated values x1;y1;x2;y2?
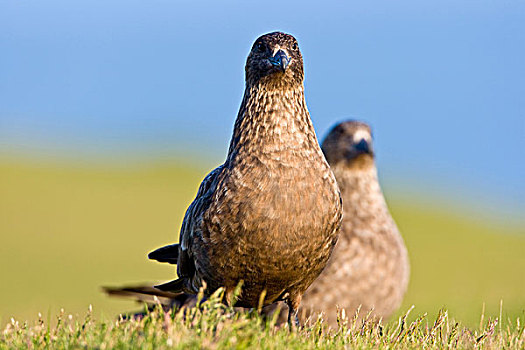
285;294;302;328
288;307;300;328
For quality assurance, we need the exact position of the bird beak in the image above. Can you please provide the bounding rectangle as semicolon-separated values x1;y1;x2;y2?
353;139;372;155
269;49;291;72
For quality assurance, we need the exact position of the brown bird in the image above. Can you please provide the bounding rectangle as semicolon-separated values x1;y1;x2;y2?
136;32;342;325
104;120;408;327
106;122;408;327
297;120;410;326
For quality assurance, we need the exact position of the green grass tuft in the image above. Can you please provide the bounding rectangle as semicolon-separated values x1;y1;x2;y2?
2;296;524;349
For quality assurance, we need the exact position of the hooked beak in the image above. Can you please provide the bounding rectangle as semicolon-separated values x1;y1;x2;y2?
268;49;291;72
353;138;372;155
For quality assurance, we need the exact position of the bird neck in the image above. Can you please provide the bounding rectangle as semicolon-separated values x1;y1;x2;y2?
333;163;389;217
227;82;317;162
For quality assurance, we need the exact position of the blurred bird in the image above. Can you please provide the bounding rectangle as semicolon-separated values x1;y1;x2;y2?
105;32;342;326
299;120;409;326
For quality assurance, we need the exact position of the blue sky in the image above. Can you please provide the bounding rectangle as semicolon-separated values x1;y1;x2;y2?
1;0;524;218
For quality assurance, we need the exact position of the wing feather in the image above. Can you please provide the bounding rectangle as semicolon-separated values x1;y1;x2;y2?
177;165;224;284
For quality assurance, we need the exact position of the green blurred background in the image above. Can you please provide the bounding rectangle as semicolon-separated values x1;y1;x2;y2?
1;156;524;327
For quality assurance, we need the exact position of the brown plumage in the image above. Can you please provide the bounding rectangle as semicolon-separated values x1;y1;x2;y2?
298;120;410;326
105;121;409;328
143;32;342;325
104;42;407;329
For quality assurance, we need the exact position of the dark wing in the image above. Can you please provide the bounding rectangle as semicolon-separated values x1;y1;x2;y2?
151;165;224;293
179;165;223;278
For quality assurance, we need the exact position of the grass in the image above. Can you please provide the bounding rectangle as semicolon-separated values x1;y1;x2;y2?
0;155;524;333
2;292;524;349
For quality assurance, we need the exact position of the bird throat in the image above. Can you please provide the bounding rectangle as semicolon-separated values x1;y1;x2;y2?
227;82;315;162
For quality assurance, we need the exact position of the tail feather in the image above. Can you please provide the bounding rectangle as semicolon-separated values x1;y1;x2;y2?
102;283;193;308
103;285;180;298
148;244;179;264
155;278;185;293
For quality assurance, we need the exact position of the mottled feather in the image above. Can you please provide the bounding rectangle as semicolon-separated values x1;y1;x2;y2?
143;32;342;323
300;120;410;326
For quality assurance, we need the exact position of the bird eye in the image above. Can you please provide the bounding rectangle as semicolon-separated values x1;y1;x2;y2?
292;42;298;51
255;42;265;52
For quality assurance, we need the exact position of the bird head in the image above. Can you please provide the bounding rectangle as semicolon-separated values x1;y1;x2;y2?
322;120;375;168
245;32;304;88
